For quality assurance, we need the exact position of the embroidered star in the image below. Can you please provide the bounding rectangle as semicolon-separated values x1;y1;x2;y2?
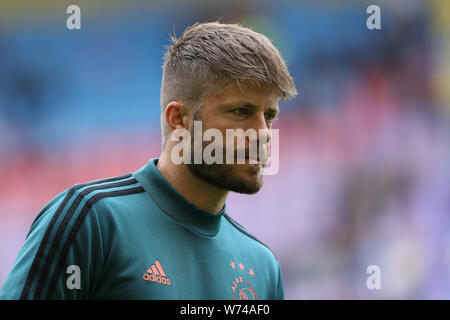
249;269;255;277
238;262;245;270
230;260;236;269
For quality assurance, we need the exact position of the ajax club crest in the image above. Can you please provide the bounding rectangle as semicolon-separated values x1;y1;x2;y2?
229;260;257;300
231;276;257;300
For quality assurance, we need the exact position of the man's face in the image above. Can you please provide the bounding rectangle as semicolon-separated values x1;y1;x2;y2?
186;81;279;194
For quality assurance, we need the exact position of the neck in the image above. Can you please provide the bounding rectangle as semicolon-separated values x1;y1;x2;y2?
157;150;228;213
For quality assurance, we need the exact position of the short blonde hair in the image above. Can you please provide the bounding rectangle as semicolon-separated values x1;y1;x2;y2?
160;21;297;148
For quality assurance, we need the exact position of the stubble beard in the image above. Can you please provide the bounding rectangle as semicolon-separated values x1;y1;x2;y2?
185;121;264;195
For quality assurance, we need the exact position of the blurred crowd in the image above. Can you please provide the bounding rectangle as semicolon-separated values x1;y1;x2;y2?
1;0;449;298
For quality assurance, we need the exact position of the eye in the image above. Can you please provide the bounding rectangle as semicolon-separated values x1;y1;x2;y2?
264;112;278;122
232;108;250;116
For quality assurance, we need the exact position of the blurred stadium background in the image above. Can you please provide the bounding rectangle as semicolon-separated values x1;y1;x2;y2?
0;0;449;299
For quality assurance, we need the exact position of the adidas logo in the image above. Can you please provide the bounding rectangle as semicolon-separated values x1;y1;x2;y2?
143;260;171;286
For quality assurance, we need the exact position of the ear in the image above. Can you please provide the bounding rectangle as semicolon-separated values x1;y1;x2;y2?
164;101;191;132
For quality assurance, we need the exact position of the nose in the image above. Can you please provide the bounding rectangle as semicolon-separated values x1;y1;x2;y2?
245;113;272;161
253;112;272;145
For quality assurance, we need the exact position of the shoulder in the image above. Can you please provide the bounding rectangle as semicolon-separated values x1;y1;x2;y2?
29;172;145;236
65;172;145;208
7;172;145;300
59;172;144;210
223;213;279;264
222;213;282;296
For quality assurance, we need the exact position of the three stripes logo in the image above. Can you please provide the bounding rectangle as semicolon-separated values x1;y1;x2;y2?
143;260;171;286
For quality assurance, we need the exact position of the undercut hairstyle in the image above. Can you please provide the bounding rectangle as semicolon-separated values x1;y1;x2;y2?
160;21;297;149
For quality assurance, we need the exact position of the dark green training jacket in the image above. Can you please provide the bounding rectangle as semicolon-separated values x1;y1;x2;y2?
0;158;284;300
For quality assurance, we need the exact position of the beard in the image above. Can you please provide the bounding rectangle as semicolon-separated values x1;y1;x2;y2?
185;117;264;194
187;159;263;194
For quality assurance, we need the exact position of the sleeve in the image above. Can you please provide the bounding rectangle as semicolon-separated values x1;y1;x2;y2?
275;261;285;300
0;188;104;300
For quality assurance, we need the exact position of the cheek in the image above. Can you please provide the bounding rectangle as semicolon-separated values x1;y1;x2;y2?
199;117;230;137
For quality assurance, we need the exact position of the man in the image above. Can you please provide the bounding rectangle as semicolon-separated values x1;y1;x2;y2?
0;21;297;299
